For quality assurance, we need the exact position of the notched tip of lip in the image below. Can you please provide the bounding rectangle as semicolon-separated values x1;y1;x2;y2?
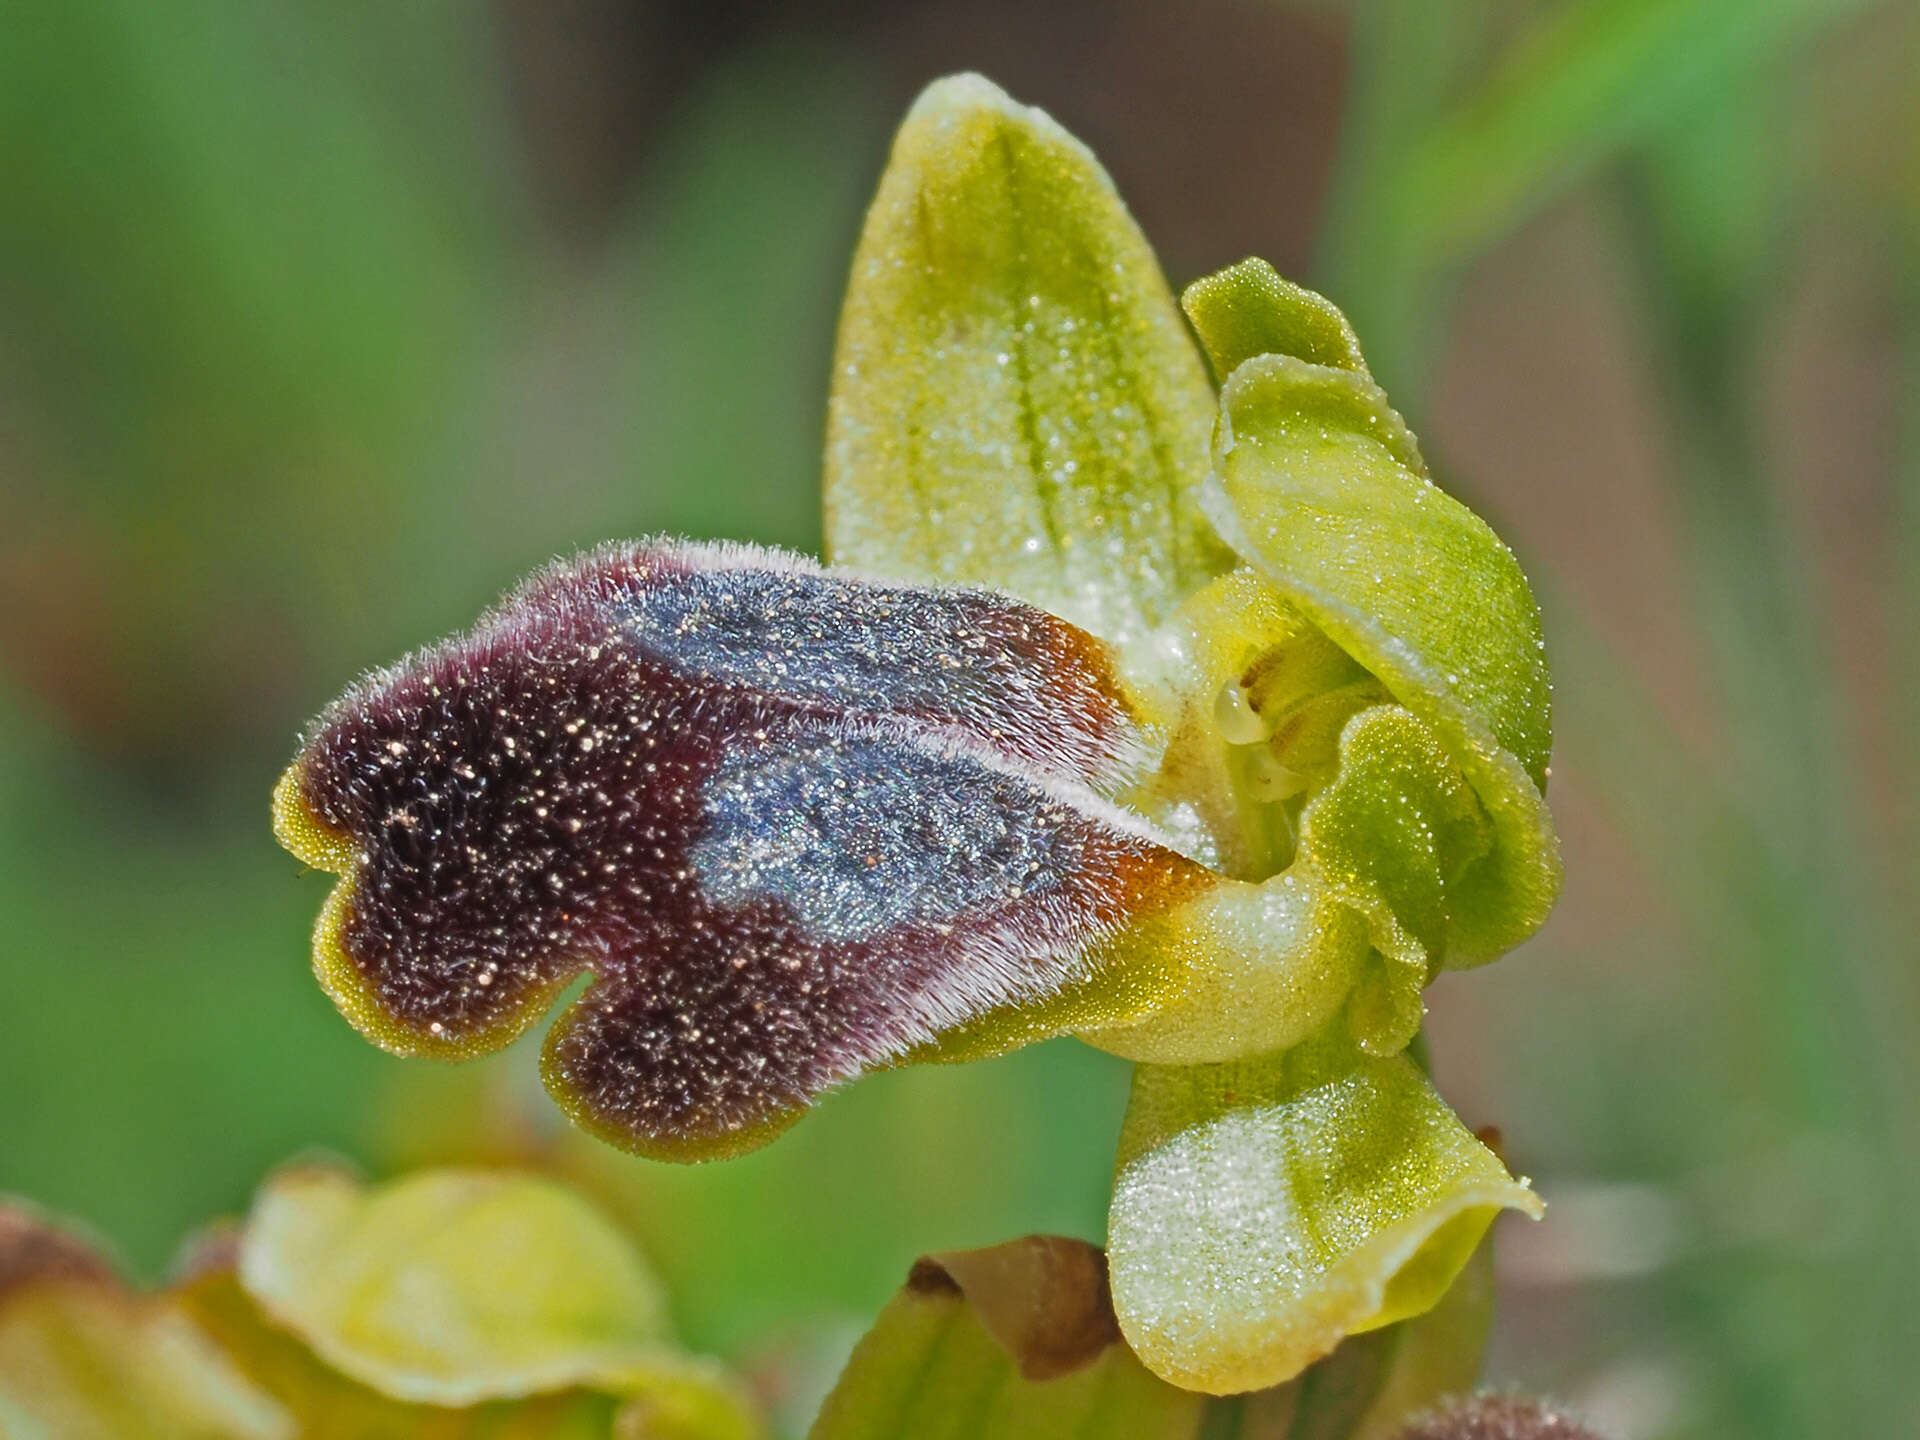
271;762;356;875
307;877;573;1064
533;1013;810;1175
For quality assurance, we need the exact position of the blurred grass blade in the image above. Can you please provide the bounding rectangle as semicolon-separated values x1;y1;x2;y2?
1321;0;1880;399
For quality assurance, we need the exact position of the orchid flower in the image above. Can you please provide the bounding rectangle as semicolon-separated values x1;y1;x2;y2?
273;74;1560;1395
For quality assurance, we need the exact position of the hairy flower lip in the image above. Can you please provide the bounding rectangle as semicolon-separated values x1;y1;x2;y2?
272;538;1223;1154
313;874;581;1064
275;762;581;1064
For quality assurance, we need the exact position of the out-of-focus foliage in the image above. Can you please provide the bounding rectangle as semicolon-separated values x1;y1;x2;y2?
2;2;1918;1438
0;1170;759;1439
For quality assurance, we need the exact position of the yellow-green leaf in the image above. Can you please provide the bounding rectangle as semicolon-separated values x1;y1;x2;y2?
808;1230;1507;1438
1106;1026;1540;1394
824;73;1229;650
1196;336;1560;964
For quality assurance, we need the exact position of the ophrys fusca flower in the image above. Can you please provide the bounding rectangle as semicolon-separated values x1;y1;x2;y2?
276;75;1560;1394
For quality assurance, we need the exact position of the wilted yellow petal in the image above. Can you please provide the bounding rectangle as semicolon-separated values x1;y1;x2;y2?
825;73;1229;650
237;1165;750;1428
181;1265;624;1440
1106;1026;1540;1394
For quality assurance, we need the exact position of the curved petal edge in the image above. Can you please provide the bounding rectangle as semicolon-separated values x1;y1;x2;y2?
1106;1027;1541;1394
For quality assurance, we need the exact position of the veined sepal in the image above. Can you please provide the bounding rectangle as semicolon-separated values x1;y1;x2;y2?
824;73;1232;650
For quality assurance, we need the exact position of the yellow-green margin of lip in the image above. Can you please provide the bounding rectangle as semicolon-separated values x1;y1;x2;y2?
270;762;572;1064
231;1164;762;1434
894;875;1222;1072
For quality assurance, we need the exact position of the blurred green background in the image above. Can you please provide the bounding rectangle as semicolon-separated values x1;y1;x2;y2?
2;2;1916;1436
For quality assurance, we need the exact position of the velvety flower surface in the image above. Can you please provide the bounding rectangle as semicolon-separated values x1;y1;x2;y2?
276;74;1561;1396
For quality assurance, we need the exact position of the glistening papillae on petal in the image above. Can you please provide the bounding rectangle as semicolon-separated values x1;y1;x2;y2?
274;540;1214;1161
824;72;1231;650
1106;1026;1541;1396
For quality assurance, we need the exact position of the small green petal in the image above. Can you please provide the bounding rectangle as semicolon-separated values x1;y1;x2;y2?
1301;706;1491;1053
808;1237;1205;1440
825;73;1230;649
236;1165;751;1428
1199;345;1560;963
1106;1026;1541;1394
1182;257;1367;382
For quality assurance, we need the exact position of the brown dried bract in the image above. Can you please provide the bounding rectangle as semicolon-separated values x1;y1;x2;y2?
0;1204;117;1303
910;1234;1122;1381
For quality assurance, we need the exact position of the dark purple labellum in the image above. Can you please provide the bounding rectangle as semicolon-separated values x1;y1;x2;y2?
280;541;1208;1159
